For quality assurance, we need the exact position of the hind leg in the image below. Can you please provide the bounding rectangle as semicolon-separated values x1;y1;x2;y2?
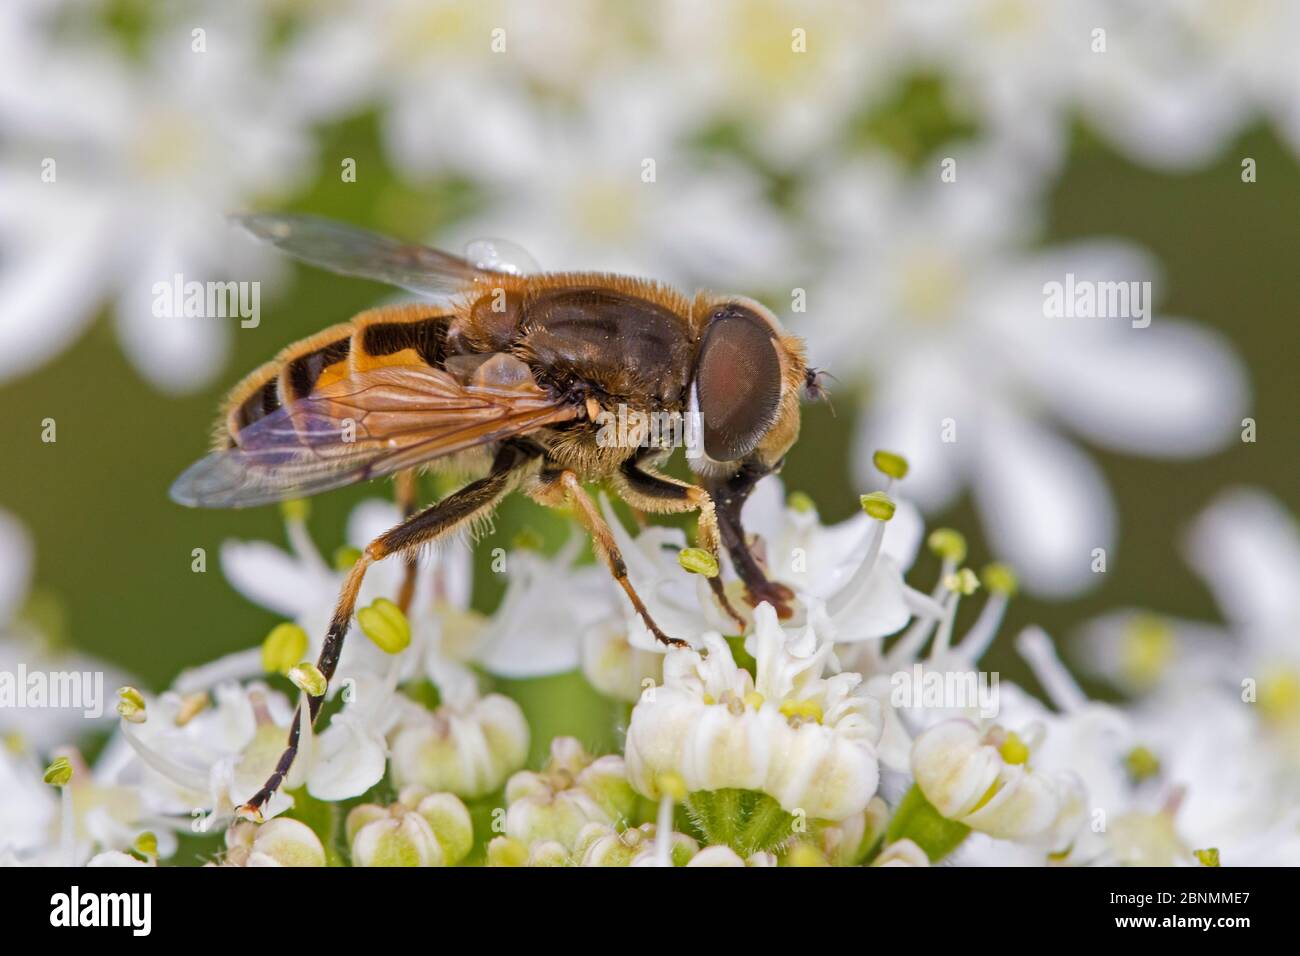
237;445;535;820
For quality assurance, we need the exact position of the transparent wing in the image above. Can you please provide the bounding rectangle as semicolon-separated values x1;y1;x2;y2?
170;362;576;508
234;213;495;299
463;237;540;276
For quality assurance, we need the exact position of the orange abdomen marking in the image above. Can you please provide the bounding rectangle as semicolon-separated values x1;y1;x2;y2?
219;304;455;449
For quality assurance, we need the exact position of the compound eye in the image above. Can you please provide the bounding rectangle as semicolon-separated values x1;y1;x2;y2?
694;305;782;461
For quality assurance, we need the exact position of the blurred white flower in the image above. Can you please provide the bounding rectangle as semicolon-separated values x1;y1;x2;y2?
2;747;170;867
1077;489;1300;752
0;509;134;750
447;79;798;291
895;0;1266;172
281;0;651;182
0;15;311;392
655;0;901;170
802;153;1247;595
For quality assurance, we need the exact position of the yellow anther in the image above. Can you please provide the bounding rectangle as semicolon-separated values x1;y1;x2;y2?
262;622;309;675
279;498;310;523
743;691;766;710
174;692;209;727
1121;615;1174;687
927;528;967;563
860;491;896;521
779;699;823;724
289;662;328;697
117;686;147;724
787;491;816;513
786;843;830;867
1193;847;1220;867
678;548;720;578
44;756;73;787
943;568;980;596
512;527;545;551
872;449;910;480
133;832;159;858
1124;745;1161;782
357;598;412;654
981;562;1018;597
998;732;1030;765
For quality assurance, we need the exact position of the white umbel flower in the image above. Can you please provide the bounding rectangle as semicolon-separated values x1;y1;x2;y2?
625;604;882;821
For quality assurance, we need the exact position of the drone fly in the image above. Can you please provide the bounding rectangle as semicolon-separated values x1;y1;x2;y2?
170;214;820;818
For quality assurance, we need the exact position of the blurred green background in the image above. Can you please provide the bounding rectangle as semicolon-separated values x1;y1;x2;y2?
2;110;1296;742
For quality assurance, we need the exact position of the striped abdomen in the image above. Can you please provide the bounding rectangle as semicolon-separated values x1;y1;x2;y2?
219;304;453;448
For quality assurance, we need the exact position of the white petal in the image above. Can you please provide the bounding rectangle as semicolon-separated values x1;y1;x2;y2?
114;260;230;395
1027;321;1248;456
1185;488;1300;634
852;354;971;512
219;540;324;618
974;409;1114;597
307;716;387;801
0;509;32;624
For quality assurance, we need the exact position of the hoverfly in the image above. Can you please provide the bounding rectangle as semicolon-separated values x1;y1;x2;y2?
171;214;820;819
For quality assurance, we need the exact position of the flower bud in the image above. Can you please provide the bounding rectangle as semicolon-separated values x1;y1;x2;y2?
225;818;326;867
390;693;529;798
503;737;637;850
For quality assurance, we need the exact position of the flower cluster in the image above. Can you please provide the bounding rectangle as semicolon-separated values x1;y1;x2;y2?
5;450;1293;867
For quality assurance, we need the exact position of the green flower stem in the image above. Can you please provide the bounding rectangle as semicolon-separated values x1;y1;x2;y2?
885;784;971;863
686;789;795;855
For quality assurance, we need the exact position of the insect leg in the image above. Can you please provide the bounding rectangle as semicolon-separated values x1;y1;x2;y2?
393;469;419;613
706;466;796;619
237;444;536;821
615;462;746;629
526;467;686;648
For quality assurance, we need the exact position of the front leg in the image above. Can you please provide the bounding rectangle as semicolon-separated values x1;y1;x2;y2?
526;466;686;648
706;464;795;619
616;460;746;630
